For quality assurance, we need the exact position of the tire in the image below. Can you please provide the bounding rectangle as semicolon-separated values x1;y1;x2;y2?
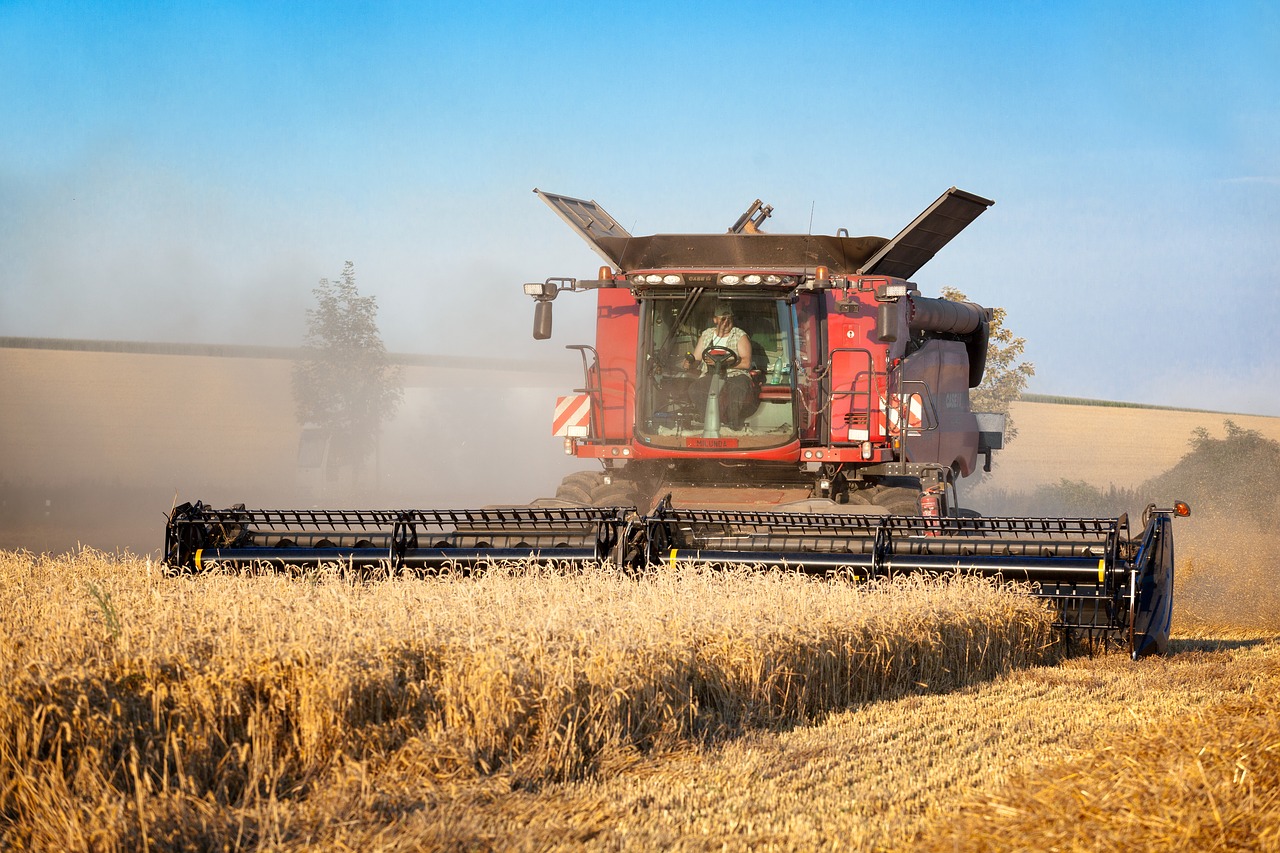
866;478;923;517
592;481;642;509
554;471;646;509
555;484;593;504
879;496;922;516
843;489;873;506
555;471;604;504
558;470;602;493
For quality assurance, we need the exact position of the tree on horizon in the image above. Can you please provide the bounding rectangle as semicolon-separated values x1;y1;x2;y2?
941;286;1035;446
291;261;402;486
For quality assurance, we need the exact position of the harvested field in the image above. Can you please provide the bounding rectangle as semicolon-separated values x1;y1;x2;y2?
922;663;1280;852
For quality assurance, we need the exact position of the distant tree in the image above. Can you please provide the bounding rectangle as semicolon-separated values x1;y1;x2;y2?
941;287;1035;444
1144;420;1280;527
292;262;402;481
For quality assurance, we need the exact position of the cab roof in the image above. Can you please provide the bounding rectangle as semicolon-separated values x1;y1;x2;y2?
535;187;993;279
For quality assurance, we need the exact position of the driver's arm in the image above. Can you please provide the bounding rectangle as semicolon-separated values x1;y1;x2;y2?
735;330;752;366
692;329;712;362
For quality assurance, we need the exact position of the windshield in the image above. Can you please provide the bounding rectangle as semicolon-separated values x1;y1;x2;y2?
636;292;796;451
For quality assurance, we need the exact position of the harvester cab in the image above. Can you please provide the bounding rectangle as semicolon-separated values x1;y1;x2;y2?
164;186;1191;659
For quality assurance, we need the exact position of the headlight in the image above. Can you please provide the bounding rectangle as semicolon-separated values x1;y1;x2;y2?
662;274;682;284
523;282;555;299
720;274;742;285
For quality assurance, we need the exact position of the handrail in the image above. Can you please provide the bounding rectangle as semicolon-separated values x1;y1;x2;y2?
566;344;604;440
825;347;878;444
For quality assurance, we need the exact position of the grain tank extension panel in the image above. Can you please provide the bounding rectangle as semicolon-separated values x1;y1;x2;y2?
859;187;994;279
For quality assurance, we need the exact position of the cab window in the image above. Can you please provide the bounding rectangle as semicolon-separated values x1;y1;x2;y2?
636;293;796;450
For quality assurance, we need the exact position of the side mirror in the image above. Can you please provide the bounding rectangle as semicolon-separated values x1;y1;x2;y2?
533;301;553;340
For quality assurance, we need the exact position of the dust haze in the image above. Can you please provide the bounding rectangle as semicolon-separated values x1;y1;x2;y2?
975;487;1279;633
969;448;1280;634
1176;515;1280;633
0;345;584;556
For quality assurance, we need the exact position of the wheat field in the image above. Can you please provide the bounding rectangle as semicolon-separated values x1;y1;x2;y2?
2;547;1276;851
1;550;1064;851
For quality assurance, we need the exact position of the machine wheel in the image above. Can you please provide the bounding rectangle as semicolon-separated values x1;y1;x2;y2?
877;490;922;516
560;470;601;490
555;471;603;504
843;489;873;506
554;471;644;508
865;478;923;516
593;482;641;508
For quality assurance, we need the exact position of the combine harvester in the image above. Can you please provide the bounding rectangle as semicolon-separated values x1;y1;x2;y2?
166;188;1189;658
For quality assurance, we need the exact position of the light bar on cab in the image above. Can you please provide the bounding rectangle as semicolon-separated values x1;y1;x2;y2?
629;272;799;288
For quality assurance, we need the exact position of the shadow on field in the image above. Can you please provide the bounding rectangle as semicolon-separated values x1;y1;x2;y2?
1168;636;1279;654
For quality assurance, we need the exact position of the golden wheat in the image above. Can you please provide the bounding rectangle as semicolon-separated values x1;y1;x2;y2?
0;549;1055;851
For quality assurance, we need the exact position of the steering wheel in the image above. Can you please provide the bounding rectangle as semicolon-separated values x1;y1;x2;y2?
702;345;740;370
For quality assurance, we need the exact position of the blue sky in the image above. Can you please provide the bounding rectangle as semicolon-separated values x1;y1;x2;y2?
3;1;1278;414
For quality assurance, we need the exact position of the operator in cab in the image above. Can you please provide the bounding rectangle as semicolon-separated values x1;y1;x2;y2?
684;303;758;430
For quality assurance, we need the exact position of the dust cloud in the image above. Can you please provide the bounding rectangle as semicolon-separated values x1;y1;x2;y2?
1176;515;1280;633
0;347;585;556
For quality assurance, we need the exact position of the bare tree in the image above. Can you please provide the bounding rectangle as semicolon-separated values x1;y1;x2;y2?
292;262;402;483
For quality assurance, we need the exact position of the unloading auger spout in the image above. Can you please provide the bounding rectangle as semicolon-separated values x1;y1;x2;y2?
165;499;1189;659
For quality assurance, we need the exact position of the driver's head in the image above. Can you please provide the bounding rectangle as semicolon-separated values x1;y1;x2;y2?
713;304;733;329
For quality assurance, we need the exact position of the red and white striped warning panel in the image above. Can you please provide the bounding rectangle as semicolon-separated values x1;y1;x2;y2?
553;394;592;437
881;393;924;436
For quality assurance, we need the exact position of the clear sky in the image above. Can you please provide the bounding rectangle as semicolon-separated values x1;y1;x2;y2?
3;1;1278;414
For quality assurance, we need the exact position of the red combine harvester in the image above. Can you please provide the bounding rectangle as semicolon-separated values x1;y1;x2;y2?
529;188;1002;517
165;188;1189;658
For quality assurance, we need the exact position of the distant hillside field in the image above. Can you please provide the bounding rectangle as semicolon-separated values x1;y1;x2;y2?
974;399;1280;492
0;342;580;554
